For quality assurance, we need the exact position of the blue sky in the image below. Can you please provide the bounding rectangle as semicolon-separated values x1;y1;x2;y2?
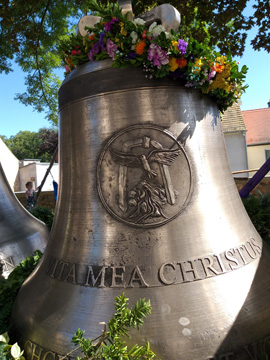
0;3;269;138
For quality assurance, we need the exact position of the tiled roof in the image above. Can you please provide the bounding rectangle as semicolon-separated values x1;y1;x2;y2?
242;108;270;145
221;103;246;133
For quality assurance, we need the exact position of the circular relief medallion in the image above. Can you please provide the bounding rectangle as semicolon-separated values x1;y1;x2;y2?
97;125;192;228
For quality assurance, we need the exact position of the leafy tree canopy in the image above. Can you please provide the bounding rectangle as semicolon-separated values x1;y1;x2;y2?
0;128;58;162
0;0;269;124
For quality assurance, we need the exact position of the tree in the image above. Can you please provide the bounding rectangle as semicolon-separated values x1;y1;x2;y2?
1;128;57;162
3;131;42;160
38;128;58;161
1;0;269;124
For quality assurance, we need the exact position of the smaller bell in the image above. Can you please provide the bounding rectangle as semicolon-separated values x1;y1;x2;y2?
0;163;48;278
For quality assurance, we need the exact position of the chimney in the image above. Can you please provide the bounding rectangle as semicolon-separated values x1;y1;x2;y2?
268;99;270;108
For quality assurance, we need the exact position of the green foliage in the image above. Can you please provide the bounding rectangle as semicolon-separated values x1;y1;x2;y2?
61;5;247;112
0;334;25;360
3;131;42;161
242;192;270;245
66;294;157;360
1;128;57;162
1;0;269;121
98;0;270;55
0;251;43;334
29;205;55;230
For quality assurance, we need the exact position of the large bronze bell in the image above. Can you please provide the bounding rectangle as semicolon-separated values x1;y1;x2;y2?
0;163;48;278
11;60;270;360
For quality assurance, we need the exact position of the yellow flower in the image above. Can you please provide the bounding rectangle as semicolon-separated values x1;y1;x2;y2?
221;64;231;78
120;22;127;36
216;56;227;63
169;57;178;72
192;58;203;74
171;41;179;51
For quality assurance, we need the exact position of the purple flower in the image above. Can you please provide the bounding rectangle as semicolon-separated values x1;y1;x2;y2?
169;68;186;79
147;43;169;68
177;39;188;55
88;42;101;61
106;39;118;59
185;81;198;88
126;51;137;59
104;18;120;32
98;32;106;50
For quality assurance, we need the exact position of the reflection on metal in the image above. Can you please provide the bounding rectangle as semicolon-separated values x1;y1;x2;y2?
138;4;181;33
77;3;180;37
0;164;48;278
77;15;101;36
118;0;133;20
12;60;270;360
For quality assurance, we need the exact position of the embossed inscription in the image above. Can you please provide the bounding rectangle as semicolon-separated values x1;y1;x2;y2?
24;340;68;360
158;238;261;285
47;238;261;288
24;331;270;360
47;259;149;288
0;256;15;278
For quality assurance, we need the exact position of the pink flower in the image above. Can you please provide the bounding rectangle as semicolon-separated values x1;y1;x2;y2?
71;49;77;56
147;43;169;68
207;70;216;80
106;38;118;59
64;65;70;73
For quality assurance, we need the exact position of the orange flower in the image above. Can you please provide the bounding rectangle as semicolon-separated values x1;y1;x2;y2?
169;57;178;72
89;34;95;41
135;40;146;55
214;62;224;73
176;57;187;69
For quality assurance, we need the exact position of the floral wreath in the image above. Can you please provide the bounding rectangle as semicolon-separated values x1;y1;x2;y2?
60;2;248;112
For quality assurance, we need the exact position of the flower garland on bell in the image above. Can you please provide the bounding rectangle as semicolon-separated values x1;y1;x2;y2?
60;3;248;112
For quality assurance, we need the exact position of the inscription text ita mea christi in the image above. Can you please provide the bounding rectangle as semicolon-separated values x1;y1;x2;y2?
47;238;261;288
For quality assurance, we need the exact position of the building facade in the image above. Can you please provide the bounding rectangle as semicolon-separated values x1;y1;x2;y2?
242;107;270;177
221;103;249;177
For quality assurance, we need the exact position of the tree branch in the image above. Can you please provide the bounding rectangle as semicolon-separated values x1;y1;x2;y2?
34;0;54;111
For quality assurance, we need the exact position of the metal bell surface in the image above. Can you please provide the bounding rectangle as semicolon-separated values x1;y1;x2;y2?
0;163;48;278
12;60;270;360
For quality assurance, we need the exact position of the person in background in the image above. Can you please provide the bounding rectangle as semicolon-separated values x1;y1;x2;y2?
25;181;36;209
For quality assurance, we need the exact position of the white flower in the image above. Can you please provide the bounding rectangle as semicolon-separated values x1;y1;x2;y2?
152;25;166;36
165;31;174;40
11;343;24;359
130;31;138;44
132;18;145;26
148;22;158;32
0;332;9;343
